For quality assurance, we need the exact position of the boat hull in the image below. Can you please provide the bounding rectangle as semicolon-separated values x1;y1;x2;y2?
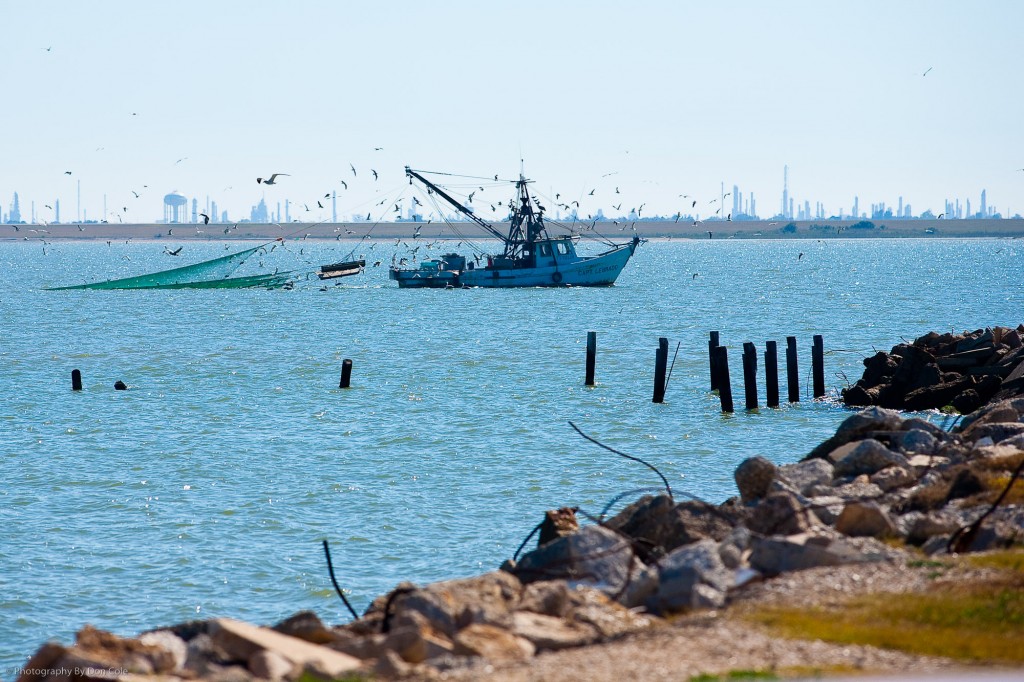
389;239;639;289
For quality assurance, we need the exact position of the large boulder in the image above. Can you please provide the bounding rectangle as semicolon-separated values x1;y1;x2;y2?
603;495;741;563
835;502;898;539
805;407;904;461
649;539;733;613
777;458;834;496
514;525;635;595
734;456;777;502
832;439;911;478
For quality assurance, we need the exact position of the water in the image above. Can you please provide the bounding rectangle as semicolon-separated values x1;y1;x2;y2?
0;237;1020;673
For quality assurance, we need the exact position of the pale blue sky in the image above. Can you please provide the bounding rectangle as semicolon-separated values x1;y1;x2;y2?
2;1;1021;223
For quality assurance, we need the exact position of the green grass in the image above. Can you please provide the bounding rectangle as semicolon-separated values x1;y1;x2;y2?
741;564;1024;663
689;672;778;682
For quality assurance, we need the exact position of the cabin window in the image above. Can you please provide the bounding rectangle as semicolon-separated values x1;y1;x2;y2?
539;243;551;257
556;241;569;255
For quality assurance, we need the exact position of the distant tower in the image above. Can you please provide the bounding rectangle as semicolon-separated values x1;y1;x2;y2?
750;193;756;219
10;192;21;223
732;184;739;216
77;179;81;221
853;196;859;219
782;165;789;219
191;198;198;223
211;201;218;222
332;191;337;222
980;189;987;217
898;196;903;218
163;192;187;223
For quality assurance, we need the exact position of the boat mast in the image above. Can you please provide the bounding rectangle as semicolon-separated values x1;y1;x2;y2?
405;167;506;242
503;174;549;260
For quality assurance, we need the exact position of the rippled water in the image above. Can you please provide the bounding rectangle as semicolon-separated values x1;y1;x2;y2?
0;237;1020;672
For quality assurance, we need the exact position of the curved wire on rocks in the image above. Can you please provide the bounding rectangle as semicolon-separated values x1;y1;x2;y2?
596;487;669;522
947;457;1024;554
512;520;546;562
568;421;672;500
381;585;418;634
321;540;360;621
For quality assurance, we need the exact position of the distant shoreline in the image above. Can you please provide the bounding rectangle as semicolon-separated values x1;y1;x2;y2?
2;218;1022;242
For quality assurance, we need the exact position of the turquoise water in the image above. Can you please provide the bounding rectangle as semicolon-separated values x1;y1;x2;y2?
0;237;1020;673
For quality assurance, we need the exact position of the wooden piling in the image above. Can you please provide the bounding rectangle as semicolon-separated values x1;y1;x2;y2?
765;341;780;408
713;345;734;412
812;334;825;398
339;359;353;389
742;342;758;410
653;337;668;403
708;331;720;391
71;369;82;391
786;336;799;403
585;331;597;387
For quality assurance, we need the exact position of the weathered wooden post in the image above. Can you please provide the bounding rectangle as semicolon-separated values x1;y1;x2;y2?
812;334;825;398
71;369;82;391
653;337;668;403
339;359;353;389
742;342;758;410
713;345;734;413
786;336;800;403
765;341;780;408
585;331;597;386
708;331;720;391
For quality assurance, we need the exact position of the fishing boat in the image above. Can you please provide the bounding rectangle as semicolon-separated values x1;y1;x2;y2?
389;166;642;288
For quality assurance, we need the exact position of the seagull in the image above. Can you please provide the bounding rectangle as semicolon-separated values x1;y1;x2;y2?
318;201;324;209
798;252;804;260
132;190;139;198
164;246;183;256
588;189;595;196
692;200;697;208
350;163;357;177
64;170;72;175
340;180;348;190
692;273;698;279
371;169;378;180
199;212;210;225
374;147;384;151
938;213;945;219
707;230;713;239
922;67;933;77
257;173;289;185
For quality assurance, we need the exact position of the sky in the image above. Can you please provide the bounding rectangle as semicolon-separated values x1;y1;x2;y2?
2;0;1022;224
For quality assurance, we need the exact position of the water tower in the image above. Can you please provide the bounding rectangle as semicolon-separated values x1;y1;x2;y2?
163;192;187;223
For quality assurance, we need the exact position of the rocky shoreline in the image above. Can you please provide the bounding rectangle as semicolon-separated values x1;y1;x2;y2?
17;328;1024;681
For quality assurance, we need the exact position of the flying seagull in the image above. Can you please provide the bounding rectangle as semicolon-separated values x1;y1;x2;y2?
372;169;378;181
340;180;348;190
257;174;289;185
350;163;357;177
922;67;933;77
64;170;72;175
199;212;210;225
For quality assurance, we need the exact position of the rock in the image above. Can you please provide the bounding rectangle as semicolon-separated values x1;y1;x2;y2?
510;611;598;652
66;624;179;675
777;459;834;495
453;623;534;662
209;618;361;679
717;526;752;568
373;650;414;678
749;534;860;576
567;593;655;638
812;480;884;501
515;525;635;596
273;611;336;645
870;466;916;492
842;382;876;407
945;468;986;501
962;422;1024;446
861;351;899;388
806;407;904;461
17;642;66;682
383;611;455;664
650;539;732;613
905;511;960;546
388;571;522;637
835;502;898;538
956;397;1024;432
951;389;983;415
1004;329;1023;349
734;456;777;502
538;507;580;546
137;630;187;673
746;491;812;536
603;495;741;563
248;650;294;681
897;428;939;455
805;495;845;525
833;439;911;478
518;580;571;617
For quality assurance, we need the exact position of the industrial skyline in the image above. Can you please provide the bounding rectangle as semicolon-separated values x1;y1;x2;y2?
2;169;1016;225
